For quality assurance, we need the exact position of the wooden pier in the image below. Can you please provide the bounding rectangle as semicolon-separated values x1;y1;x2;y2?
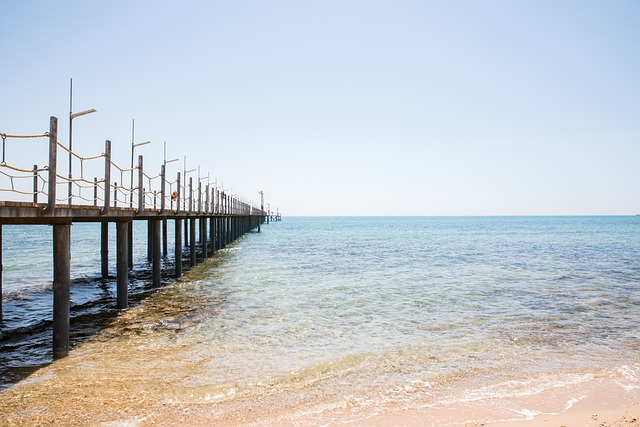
0;116;269;357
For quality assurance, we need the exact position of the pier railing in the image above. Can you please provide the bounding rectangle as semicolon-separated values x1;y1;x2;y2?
1;116;260;217
1;115;276;359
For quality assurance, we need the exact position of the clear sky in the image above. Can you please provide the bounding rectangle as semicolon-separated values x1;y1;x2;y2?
1;1;639;216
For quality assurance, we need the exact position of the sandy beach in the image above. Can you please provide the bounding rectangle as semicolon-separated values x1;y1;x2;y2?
1;355;637;426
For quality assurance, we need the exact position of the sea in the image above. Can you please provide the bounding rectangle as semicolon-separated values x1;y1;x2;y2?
1;216;639;425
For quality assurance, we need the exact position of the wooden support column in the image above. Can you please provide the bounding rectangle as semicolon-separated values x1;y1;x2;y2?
127;222;133;269
0;225;3;320
222;217;226;248
184;218;189;248
116;221;129;309
190;217;197;266
147;220;153;261
101;222;109;278
53;222;71;358
232;217;236;241
201;217;208;259
162;219;168;257
42;117;57;215
209;216;216;254
152;219;161;287
220;217;226;249
232;217;236;242
175;218;182;278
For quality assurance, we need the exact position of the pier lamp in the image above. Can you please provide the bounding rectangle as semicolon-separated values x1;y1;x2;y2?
129;119;152;207
163;142;179;167
130;140;151;207
68;78;97;205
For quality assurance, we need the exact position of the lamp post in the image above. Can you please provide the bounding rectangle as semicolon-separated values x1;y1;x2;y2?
68;78;96;205
163;141;179;167
129;120;151;208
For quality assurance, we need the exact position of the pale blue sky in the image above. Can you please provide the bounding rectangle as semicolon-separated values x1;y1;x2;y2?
2;1;639;216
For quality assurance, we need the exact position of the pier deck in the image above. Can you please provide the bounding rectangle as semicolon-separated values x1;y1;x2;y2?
1;116;270;357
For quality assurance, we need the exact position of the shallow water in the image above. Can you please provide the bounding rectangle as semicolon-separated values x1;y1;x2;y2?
1;216;639;425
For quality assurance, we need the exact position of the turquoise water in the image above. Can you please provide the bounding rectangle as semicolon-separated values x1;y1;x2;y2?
1;216;639;422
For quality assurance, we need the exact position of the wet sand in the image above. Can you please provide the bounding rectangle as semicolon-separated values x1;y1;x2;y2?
1;354;637;426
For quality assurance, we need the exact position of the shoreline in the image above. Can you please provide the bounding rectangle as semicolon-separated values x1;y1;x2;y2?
0;352;637;426
354;378;639;427
124;368;640;426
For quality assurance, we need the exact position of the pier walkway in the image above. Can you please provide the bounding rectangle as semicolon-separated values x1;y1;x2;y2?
0;116;272;357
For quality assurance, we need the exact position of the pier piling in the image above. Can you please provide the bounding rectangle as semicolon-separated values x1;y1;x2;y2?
152;220;161;287
190;217;196;266
174;219;182;278
101;222;109;278
116;221;129;308
0;225;2;320
52;222;71;358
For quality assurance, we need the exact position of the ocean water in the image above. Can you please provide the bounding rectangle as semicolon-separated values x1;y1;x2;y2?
1;216;639;424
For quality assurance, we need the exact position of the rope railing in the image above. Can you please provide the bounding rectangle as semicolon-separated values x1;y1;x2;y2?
0;130;50;203
110;161;134;205
1;117;266;216
0;169;45;196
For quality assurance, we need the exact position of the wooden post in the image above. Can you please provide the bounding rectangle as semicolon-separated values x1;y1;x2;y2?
184;218;189;249
205;184;210;213
219;217;225;249
190;217;196;266
102;140;111;214
128;222;133;269
160;165;166;214
189;177;193;213
175;172;181;214
0;225;3;320
152;220;161;287
43;117;57;214
116;221;128;309
202;216;208;259
175;219;182;278
93;177;98;207
137;155;144;214
162;219;168;257
147;220;153;261
33;164;38;204
101;222;109;278
53;222;71;358
211;217;216;252
221;217;226;249
175;218;182;278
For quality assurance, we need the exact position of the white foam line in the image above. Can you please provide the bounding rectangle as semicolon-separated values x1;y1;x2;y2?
516;409;543;421
565;395;587;411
